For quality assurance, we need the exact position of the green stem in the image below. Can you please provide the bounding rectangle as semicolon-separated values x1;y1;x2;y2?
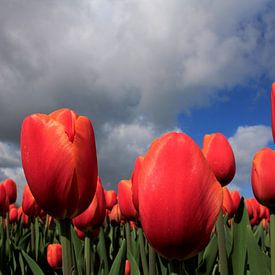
99;227;109;274
84;232;91;275
149;244;156;275
30;217;35;257
125;222;131;254
138;227;149;275
5;213;10;241
216;209;228;275
60;219;74;275
270;211;275;275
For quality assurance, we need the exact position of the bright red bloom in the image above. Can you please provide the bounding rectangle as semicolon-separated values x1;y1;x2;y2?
22;184;41;217
118;180;138;221
18;207;29;226
271;83;275;142
21;108;98;219
230;190;241;213
125;259;131;275
131;156;144;213
2;179;17;204
108;204;122;225
222;187;235;218
251;148;275;208
47;244;62;269
9;206;18;223
73;177;106;232
139;132;222;260
104;190;117;210
202;133;236;186
0;184;9;217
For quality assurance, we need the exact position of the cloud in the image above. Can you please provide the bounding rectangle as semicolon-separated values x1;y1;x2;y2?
229;125;272;190
0;1;274;198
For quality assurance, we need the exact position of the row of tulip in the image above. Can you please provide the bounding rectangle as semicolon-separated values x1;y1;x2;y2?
0;83;274;274
0;181;272;274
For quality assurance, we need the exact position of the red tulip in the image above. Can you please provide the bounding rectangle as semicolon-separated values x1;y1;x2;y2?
9;207;18;223
0;184;9;217
251;148;275;208
73;177;106;232
202;133;236;186
18;207;29;226
118;180;138;221
125;259;131;275
139;132;223;260
108;204;122;225
230;190;241;213
131;156;144;212
104;190;117;210
222;187;235;218
47;244;62;269
21;108;98;219
2;178;17;204
271;82;275;142
22;184;41;217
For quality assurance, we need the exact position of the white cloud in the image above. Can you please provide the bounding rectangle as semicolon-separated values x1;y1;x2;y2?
229;125;272;189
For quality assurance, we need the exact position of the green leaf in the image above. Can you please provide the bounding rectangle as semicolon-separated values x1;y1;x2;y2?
109;239;126;275
156;254;168;275
35;218;40;261
20;249;44;275
127;249;140;275
229;198;248;275
19;251;26;275
247;225;270;275
197;234;218;275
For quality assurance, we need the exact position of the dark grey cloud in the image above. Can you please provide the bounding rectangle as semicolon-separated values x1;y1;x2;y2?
0;0;274;201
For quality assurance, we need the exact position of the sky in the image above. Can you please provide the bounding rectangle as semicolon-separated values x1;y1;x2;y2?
0;0;274;202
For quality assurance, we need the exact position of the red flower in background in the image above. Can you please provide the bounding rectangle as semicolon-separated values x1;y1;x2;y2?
47;244;62;269
73;177;106;232
139;132;222;260
202;133;236;186
21;108;98;219
118;180;138;221
2;178;17;204
22;184;41;217
104;190;117;210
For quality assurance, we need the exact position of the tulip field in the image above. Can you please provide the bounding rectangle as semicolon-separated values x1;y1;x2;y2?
0;83;275;275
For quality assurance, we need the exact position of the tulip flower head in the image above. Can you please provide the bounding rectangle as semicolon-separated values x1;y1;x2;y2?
2;178;17;204
0;184;9;217
104;190;117;210
222;187;235;218
139;132;223;260
252;148;275;209
118;179;138;221
73;177;106;232
202;133;236;186
47;244;62;269
131;156;144;213
22;184;41;217
21;108;98;219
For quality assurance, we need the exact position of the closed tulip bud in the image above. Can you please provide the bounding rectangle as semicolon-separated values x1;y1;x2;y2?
21;108;98;219
2;178;17;204
131;156;144;213
108;204;122;225
0;184;9;217
271;83;275;142
245;198;254;219
230;190;241;213
202;133;236;186
9;207;18;223
222;187;235;218
22;184;41;217
139;132;222;260
73;177;106;232
47;244;62;269
251;148;275;209
129;220;137;230
118;180;138;221
125;259;131;275
18;207;29;226
104;190;117;210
